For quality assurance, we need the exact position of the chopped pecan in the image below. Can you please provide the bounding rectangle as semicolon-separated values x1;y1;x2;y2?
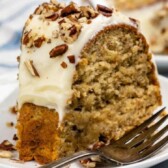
13;134;18;141
59;18;82;43
50;44;68;58
0;140;15;151
69;25;77;36
9;105;18;114
6;122;14;128
45;12;59;21
97;4;113;17
17;56;20;63
80;6;98;19
29;15;33;20
23;30;31;45
61;61;68;68
50;0;59;5
24;60;40;77
58;19;66;24
61;3;79;17
34;5;43;15
78;17;87;23
67;55;75;63
67;13;81;22
34;36;46;48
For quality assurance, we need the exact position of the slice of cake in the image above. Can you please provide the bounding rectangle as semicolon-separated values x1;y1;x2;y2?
110;0;168;54
16;0;162;164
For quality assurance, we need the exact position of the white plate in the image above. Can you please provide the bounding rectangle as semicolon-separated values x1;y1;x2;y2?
154;55;168;72
0;76;168;168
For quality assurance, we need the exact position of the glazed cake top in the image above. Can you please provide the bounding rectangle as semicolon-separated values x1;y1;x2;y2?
18;0;139;120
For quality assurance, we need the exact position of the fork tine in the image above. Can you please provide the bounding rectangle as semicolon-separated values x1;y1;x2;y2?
116;107;166;144
136;124;168;153
126;114;168;148
139;135;168;159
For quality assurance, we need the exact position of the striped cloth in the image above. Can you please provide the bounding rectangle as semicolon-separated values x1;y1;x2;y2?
0;0;47;74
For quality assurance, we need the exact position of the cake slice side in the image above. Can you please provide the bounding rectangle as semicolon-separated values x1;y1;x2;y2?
60;24;162;157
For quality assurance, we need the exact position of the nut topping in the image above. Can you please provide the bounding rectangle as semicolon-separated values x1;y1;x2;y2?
80;6;98;19
50;44;68;58
68;55;75;64
13;134;18;141
61;61;68;68
34;36;46;48
24;60;40;77
0;140;15;151
50;0;59;5
45;12;59;21
17;56;20;63
23;30;31;45
69;25;77;36
59;18;82;43
97;4;113;17
61;3;79;17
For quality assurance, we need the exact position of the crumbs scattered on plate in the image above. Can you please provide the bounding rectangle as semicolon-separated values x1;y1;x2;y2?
0;140;16;158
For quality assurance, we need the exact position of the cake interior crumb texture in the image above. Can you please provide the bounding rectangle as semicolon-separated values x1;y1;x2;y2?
17;24;161;164
60;25;161;156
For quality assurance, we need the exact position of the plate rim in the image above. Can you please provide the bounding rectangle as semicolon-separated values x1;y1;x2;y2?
0;75;168;168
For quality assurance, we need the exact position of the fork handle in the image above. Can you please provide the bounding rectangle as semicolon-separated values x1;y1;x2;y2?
39;150;98;168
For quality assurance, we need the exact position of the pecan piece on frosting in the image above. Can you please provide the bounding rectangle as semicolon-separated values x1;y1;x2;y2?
61;61;68;68
97;4;113;17
50;44;68;58
61;3;80;17
59;18;82;43
34;36;46;48
45;12;59;21
23;30;32;45
24;60;40;77
68;55;75;64
69;25;77;36
80;6;98;19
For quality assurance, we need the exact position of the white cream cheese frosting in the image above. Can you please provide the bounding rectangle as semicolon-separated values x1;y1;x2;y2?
18;1;139;120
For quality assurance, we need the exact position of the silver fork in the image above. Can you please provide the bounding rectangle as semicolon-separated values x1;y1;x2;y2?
40;107;168;168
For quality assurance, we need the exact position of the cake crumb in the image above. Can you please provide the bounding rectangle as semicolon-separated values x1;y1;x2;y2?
80;159;96;168
13;134;18;141
9;106;18;114
6;122;14;128
161;110;168;117
0;140;16;151
0;150;13;158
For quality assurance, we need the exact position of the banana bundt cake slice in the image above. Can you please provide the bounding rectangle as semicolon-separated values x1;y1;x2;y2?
17;0;162;164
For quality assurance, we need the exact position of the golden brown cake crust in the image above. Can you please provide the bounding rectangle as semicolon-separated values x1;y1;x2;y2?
16;103;60;164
